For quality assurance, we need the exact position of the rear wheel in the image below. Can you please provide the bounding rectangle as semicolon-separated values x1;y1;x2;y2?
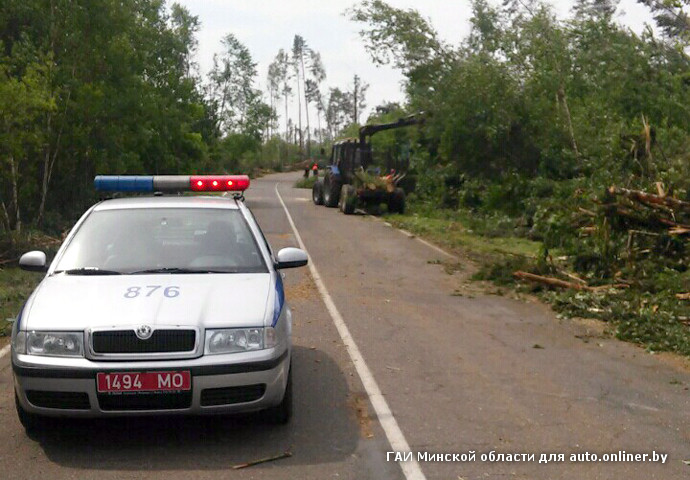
388;187;406;214
312;179;324;205
339;185;356;214
264;364;292;424
323;179;340;208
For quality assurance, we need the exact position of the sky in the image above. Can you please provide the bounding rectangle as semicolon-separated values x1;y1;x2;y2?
175;0;654;128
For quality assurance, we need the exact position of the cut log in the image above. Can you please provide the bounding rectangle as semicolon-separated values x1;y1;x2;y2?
609;186;690;212
513;271;629;292
513;271;588;290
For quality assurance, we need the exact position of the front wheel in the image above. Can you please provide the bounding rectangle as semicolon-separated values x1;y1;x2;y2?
339;185;356;214
388;188;406;214
312;179;324;205
323;180;340;208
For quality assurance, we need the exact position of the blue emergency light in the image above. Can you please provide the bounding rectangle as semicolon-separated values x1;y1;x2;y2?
94;175;250;193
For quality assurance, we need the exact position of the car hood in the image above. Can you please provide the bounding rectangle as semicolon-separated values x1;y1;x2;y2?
23;273;272;331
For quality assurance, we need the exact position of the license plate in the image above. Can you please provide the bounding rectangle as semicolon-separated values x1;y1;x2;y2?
96;371;191;393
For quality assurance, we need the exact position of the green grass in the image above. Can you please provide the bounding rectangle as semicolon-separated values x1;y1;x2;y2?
386;213;543;260
385;207;690;357
294;176;317;189
0;268;41;336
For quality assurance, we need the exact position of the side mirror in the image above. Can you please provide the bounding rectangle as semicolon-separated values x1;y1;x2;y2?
275;247;308;269
19;251;47;272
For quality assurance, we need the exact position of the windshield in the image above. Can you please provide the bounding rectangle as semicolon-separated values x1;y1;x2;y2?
53;208;267;274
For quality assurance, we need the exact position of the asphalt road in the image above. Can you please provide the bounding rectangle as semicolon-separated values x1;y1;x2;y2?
1;171;688;479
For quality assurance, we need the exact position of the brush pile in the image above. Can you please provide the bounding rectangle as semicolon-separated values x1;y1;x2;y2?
604;185;690;237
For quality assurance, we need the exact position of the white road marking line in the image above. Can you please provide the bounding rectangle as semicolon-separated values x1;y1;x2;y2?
274;183;427;480
369;214;459;260
413;237;459;261
0;344;10;359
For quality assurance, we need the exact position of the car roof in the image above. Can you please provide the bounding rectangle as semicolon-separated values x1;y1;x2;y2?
93;195;241;211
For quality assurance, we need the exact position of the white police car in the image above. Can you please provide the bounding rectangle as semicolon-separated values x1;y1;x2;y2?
11;175;307;431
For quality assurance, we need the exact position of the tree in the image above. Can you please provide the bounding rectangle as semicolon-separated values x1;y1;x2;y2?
208;33;260;135
269;49;292;142
267;58;281;139
572;0;619;20
306;50;327;143
292;35;311;156
326;87;353;137
0;0;211;229
637;0;690;44
0;50;55;233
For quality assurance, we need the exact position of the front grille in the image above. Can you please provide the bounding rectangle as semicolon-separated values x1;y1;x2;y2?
200;384;266;406
92;329;196;354
98;392;192;411
26;390;90;410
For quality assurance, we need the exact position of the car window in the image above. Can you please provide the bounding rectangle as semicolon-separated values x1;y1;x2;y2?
244;208;274;259
54;208;267;274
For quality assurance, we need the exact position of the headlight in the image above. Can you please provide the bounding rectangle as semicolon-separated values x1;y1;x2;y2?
205;327;277;354
26;331;84;357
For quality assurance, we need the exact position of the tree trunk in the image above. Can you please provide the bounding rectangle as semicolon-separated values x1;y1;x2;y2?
557;85;579;160
300;56;311;158
353;75;359;124
37;87;69;226
316;108;323;145
295;68;303;154
284;91;289;142
0;201;11;234
9;155;20;233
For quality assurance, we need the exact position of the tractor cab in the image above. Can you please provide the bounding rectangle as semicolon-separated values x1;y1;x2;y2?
313;113;424;214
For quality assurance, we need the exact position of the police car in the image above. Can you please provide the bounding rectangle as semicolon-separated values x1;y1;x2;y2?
11;175;307;431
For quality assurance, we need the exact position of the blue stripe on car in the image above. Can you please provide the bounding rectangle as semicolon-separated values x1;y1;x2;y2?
272;275;284;327
15;302;26;330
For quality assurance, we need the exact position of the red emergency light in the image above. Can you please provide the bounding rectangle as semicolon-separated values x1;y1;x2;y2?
190;175;250;192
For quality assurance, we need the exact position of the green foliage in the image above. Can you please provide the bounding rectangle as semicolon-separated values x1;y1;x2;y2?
295;175;317;189
0;267;41;336
0;0;218;231
352;0;690;355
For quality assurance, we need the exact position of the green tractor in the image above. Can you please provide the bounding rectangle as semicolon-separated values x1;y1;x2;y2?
312;114;423;215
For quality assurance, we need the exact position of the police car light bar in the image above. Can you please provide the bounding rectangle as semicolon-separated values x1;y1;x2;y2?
94;175;250;193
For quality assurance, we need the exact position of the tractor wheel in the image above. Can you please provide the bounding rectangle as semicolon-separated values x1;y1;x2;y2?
388;188;406;214
312;179;324;205
323;179;340;208
339;185;356;214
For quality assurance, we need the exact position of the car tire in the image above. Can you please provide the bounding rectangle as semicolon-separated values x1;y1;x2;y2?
15;392;45;434
312;180;324;205
323;180;340;208
264;364;292;425
388;188;406;214
339;185;356;214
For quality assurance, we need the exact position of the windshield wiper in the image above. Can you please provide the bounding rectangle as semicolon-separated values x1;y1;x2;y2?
57;267;123;276
130;267;227;274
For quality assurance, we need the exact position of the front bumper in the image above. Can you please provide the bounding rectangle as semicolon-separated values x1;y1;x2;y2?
12;347;290;417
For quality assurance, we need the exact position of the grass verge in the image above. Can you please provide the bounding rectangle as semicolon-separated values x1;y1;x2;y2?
295;176;317;189
385;209;690;357
0;267;41;336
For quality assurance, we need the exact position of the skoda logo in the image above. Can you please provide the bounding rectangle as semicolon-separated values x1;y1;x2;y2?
135;325;153;340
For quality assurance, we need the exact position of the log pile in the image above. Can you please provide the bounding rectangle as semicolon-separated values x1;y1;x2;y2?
604;185;690;236
513;184;689;292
